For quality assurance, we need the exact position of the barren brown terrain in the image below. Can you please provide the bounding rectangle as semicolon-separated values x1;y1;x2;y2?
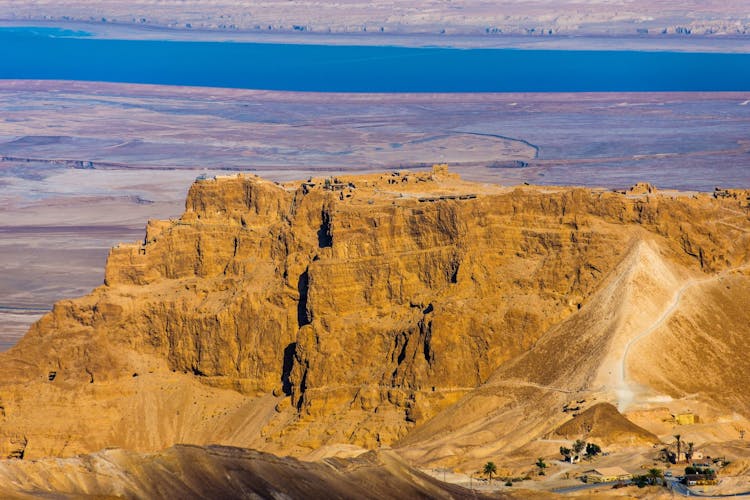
0;445;502;499
0;167;749;496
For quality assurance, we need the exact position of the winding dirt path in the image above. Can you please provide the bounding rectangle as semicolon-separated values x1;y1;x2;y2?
617;276;709;410
618;264;749;410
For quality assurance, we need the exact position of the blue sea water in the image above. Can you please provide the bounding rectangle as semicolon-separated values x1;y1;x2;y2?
1;27;750;92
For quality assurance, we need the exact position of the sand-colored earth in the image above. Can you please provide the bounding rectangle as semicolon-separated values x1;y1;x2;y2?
0;445;505;499
0;168;749;496
553;403;660;445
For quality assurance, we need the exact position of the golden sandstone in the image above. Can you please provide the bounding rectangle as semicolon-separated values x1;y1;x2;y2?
1;167;749;477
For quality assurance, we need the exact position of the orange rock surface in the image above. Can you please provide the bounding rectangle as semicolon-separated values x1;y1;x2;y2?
1;166;749;468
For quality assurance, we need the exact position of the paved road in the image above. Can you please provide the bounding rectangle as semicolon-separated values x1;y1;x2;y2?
552;479;750;497
552;480;623;494
666;479;750;498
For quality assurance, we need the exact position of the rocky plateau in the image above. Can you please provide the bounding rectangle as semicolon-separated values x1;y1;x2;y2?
1;166;749;497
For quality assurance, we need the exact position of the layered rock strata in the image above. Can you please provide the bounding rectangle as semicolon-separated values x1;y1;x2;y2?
1;166;748;460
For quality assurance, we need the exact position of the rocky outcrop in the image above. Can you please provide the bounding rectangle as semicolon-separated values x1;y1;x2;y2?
1;167;748;460
552;403;660;445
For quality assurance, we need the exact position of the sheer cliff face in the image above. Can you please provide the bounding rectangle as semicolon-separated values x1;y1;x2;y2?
1;169;749;460
98;174;625;425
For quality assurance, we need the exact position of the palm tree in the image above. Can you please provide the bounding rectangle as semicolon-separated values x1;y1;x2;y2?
573;439;586;455
647;468;663;485
674;434;682;462
483;461;497;483
585;442;601;459
536;457;547;476
686;442;694;463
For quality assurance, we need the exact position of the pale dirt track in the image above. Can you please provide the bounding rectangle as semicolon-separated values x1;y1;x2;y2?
618;264;750;411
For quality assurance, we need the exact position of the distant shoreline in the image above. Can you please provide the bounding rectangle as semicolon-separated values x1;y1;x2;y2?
1;19;750;53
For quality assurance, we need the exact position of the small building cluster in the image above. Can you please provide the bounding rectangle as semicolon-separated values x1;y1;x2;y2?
673;412;699;425
418;194;476;203
300;176;356;199
683;469;718;486
322;177;350;191
582;467;632;483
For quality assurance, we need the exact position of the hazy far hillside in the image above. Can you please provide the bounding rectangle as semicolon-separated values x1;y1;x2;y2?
1;0;749;37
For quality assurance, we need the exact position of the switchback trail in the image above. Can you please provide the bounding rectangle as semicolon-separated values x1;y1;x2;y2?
618;264;750;410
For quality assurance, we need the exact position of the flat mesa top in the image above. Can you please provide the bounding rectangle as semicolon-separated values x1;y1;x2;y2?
287;166;506;202
202;166;724;208
205;165;514;204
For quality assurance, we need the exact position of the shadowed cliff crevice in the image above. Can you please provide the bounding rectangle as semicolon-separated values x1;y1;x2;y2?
317;209;333;248
281;342;296;396
6;436;27;460
449;261;459;284
389;316;435;386
393;334;408;373
296;367;308;411
297;270;311;328
422;319;434;365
